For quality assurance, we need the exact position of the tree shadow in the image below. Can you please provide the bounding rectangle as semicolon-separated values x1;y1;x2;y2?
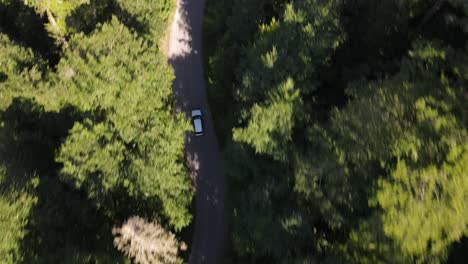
419;2;468;49
0;1;60;66
0;98;78;177
18;176;125;263
167;0;198;115
446;237;468;264
66;0;150;37
0;0;156;69
320;1;417;108
0;98;124;263
328;0;466;101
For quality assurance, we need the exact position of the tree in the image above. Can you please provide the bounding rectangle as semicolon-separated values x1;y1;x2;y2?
327;41;468;262
233;78;299;161
233;0;344;159
112;216;182;264
51;18;193;230
223;1;346;261
203;0;468;262
377;153;468;257
0;0;190;262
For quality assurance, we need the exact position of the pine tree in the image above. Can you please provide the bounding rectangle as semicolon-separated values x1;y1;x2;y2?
330;41;468;262
233;0;344;160
53;17;193;229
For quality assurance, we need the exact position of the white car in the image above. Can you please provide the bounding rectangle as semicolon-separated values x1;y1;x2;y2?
191;109;203;136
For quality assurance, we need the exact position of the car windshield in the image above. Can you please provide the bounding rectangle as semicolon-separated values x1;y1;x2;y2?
192;110;202;117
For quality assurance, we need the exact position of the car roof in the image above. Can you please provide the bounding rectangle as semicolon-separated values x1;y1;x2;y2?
191;109;202;117
193;118;203;132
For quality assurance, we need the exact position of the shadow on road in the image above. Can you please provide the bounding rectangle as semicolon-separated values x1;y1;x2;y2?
168;0;228;263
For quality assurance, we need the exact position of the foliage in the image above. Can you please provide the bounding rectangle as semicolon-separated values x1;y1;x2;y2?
53;18;192;229
204;0;468;263
233;78;299;161
115;0;174;39
220;1;347;262
0;34;47;111
320;42;468;262
0;167;37;264
232;0;344;161
0;0;190;262
0;95;128;263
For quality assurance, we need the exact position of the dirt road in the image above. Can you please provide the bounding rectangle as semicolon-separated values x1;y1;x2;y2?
168;0;227;263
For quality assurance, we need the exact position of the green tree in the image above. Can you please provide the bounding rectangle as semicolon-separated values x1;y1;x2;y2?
0;33;47;111
203;0;468;262
0;0;189;261
53;18;193;230
225;1;346;262
328;41;468;262
0;167;37;264
233;0;344;159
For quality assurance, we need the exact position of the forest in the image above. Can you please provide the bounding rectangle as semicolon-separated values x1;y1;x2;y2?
203;0;468;263
0;0;467;263
0;0;191;263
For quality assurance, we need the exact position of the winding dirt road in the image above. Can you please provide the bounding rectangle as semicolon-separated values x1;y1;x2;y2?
168;0;227;263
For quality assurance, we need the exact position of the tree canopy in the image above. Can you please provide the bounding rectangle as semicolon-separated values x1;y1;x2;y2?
0;0;192;262
204;0;468;262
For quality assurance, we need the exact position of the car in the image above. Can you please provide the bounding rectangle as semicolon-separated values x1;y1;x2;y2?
191;109;203;136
